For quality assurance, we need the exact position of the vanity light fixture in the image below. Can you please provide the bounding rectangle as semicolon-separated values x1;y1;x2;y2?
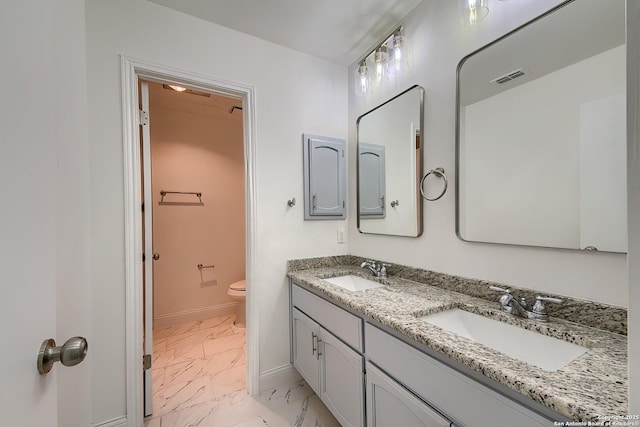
354;25;409;97
458;0;489;26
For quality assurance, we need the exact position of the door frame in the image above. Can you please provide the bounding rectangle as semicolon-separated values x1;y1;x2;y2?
120;55;259;424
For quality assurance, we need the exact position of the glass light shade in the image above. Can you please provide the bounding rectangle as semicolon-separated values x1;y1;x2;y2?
458;0;489;25
373;47;388;86
355;61;371;96
389;28;408;73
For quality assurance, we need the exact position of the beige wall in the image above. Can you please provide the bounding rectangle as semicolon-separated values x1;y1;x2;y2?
148;82;245;324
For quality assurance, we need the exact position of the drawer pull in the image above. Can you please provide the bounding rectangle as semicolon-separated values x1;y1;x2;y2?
312;333;318;355
316;337;323;360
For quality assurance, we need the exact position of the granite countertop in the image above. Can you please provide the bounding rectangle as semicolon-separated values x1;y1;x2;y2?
287;261;627;423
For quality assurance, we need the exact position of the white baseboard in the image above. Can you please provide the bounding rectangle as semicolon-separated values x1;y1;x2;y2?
259;364;302;393
153;303;237;329
92;416;127;427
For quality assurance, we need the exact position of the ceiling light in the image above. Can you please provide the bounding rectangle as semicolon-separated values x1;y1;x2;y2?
168;85;187;92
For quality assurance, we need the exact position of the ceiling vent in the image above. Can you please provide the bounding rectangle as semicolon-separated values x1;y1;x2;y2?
491;68;528;85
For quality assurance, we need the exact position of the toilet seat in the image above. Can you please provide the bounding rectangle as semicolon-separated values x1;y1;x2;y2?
227;280;246;328
229;280;246;292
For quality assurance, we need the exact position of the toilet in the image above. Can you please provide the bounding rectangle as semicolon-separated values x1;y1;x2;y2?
227;280;246;327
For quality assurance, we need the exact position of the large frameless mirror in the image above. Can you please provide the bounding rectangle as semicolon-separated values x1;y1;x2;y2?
357;85;424;237
456;0;626;253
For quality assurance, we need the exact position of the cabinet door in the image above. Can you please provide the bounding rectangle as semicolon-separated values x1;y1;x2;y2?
366;363;452;427
319;327;364;427
358;143;386;218
303;134;346;219
292;309;320;392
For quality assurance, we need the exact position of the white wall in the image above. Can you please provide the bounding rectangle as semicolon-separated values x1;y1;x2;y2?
348;0;627;307
460;46;625;250
85;0;347;423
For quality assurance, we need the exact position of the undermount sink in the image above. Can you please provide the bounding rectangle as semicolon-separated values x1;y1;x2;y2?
420;309;588;371
324;275;384;292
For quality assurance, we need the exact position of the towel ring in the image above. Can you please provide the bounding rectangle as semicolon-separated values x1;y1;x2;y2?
420;167;448;201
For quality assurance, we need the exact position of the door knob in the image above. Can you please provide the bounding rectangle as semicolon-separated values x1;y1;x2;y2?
38;337;88;374
153;252;160;261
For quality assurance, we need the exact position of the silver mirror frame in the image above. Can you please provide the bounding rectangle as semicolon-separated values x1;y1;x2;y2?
357;84;425;237
455;0;626;253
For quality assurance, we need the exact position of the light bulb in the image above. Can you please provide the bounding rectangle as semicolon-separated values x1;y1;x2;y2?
355;61;370;96
390;27;408;73
168;85;187;92
374;47;387;85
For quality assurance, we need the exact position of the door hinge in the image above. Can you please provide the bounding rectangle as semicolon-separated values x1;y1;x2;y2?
142;253;145;262
139;109;149;126
362;371;366;385
143;354;152;370
141;202;145;212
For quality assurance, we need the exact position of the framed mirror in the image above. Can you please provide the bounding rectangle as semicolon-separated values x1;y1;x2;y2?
357;85;424;236
456;0;626;253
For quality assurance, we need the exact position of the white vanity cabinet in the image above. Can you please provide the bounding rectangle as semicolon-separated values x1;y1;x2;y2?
291;286;365;427
290;281;562;427
366;362;454;427
292;308;321;392
317;327;364;427
365;323;554;427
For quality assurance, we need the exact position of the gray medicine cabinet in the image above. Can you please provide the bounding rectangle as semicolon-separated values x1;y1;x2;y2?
302;133;346;220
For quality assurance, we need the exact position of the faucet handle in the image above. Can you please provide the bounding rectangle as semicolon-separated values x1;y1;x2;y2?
489;286;510;294
532;296;563;315
519;297;528;310
379;263;391;277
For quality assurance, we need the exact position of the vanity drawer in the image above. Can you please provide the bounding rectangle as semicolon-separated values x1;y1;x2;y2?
365;323;553;427
292;283;363;352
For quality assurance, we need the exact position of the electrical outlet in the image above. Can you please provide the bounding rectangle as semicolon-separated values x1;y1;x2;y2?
337;227;345;244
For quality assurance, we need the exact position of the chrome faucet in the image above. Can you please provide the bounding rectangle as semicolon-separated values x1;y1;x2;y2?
360;260;390;279
489;286;562;322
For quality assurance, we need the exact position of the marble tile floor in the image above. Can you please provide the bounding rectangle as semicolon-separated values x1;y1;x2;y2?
145;315;340;427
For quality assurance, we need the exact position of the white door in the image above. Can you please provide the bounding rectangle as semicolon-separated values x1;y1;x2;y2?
140;81;155;416
0;1;91;425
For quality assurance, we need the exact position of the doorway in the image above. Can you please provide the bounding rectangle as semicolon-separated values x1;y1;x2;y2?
121;57;258;424
142;79;247;418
